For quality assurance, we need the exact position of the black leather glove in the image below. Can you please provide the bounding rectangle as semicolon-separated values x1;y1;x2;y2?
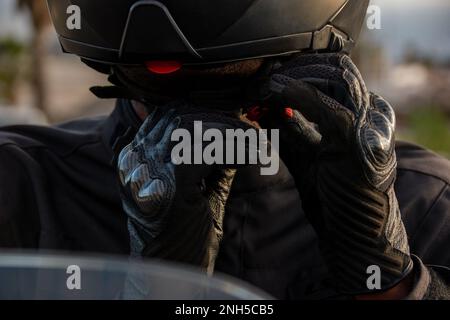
259;53;413;295
118;104;252;272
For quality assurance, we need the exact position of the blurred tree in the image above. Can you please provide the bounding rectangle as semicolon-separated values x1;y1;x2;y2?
405;107;450;158
17;0;51;113
0;38;26;105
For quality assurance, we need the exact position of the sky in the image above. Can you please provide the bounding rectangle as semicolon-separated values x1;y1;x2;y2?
366;0;450;62
374;0;450;8
0;0;30;40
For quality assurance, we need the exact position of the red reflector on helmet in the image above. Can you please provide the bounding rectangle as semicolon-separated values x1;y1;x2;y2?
145;61;182;74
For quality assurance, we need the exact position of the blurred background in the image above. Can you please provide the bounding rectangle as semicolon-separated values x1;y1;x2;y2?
0;0;449;157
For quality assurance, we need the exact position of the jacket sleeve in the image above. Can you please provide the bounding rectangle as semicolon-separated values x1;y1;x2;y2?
404;256;450;300
403;181;450;300
0;142;40;248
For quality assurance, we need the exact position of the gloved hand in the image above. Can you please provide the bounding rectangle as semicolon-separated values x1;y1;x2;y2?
117;104;252;272
258;53;413;295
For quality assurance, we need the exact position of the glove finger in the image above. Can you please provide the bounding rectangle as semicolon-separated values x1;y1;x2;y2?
134;178;168;214
371;93;396;128
134;107;160;143
263;107;319;147
156;117;181;159
362;94;396;169
278;53;346;71
129;164;162;213
270;76;356;141
129;163;151;194
118;144;141;185
263;109;319;181
280;53;366;92
338;55;369;104
143;108;177;146
278;54;369;109
269;75;326;124
302;78;358;113
282;108;322;147
277;65;364;113
275;64;344;82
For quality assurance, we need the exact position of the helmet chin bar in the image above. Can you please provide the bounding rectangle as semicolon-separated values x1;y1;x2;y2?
60;24;351;67
53;0;367;67
47;0;369;69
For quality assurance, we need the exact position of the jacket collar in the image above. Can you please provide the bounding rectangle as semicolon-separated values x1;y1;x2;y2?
102;99;142;163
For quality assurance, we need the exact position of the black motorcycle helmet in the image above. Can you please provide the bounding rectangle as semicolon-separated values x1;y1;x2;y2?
47;0;370;67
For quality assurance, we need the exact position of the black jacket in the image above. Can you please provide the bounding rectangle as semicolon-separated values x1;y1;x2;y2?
0;99;449;299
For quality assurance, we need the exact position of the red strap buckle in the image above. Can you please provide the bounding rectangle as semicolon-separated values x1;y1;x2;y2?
145;61;182;74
